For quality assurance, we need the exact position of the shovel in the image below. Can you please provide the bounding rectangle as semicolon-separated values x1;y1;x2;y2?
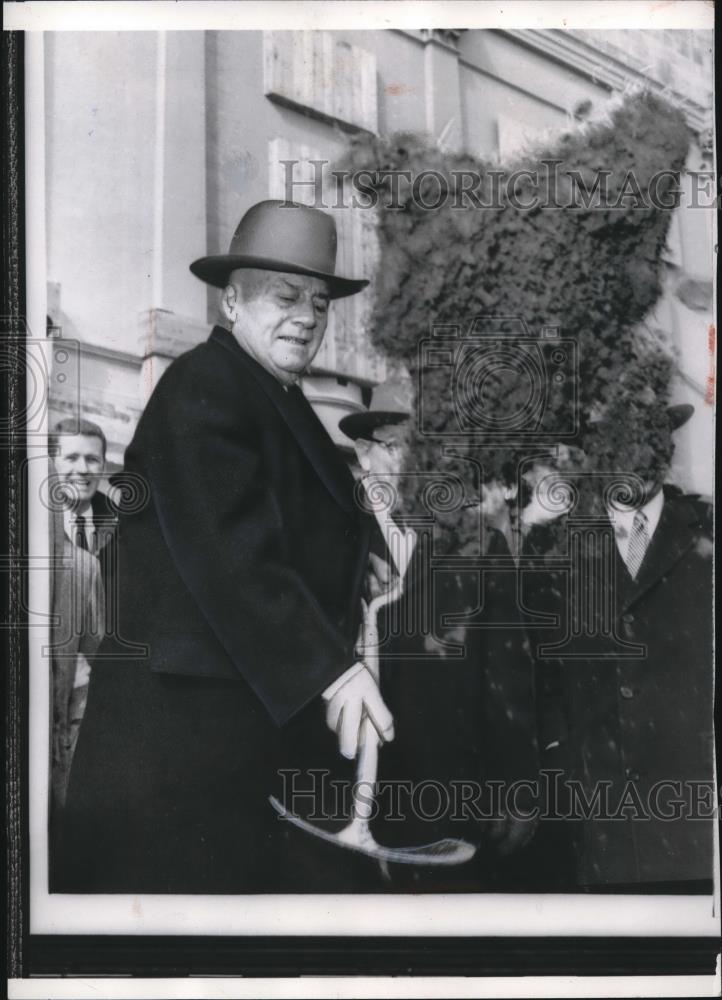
269;534;477;866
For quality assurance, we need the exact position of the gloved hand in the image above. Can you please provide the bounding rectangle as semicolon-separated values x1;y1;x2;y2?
323;662;395;759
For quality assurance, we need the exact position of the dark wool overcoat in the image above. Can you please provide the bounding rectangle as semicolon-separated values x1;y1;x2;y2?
369;526;539;892
523;487;715;889
58;326;379;893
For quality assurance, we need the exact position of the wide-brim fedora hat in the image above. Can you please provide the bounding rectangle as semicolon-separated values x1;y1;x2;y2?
190;199;369;300
340;376;414;441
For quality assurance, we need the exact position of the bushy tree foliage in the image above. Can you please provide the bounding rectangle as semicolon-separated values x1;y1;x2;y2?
344;92;690;545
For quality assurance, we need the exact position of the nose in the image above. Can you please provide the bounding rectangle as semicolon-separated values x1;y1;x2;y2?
291;298;317;330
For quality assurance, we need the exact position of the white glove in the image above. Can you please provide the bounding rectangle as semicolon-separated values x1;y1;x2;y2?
323;663;395;759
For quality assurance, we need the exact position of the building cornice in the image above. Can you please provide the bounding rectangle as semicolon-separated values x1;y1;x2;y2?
499;29;710;133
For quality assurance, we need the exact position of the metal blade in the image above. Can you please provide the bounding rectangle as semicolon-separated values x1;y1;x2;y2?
269;796;477;867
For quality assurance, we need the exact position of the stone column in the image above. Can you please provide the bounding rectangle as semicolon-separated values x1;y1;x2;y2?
140;31;208;403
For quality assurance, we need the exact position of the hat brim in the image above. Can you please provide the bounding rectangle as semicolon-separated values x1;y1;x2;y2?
189;254;368;300
339;411;409;441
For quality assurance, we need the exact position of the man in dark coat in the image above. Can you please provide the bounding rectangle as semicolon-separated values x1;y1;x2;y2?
522;405;715;891
339;384;539;892
58;201;393;894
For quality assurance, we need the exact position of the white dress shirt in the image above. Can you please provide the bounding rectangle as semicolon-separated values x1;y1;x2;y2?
607;488;664;567
374;510;417;579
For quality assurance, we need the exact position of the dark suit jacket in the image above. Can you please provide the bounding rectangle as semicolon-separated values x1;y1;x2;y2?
88;488;117;569
59;327;375;893
523;487;714;888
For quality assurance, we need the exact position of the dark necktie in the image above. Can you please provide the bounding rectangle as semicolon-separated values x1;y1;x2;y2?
73;514;89;551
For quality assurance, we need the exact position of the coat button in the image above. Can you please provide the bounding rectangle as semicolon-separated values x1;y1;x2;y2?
619;685;635;699
625;767;640;781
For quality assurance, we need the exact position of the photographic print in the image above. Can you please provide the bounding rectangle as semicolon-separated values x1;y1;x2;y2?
3;0;719;996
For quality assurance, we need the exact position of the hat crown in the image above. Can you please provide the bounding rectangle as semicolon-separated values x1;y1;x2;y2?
229;200;338;277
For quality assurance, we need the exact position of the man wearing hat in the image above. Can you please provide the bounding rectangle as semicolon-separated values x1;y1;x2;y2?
525;402;715;890
59;201;394;893
339;381;539;889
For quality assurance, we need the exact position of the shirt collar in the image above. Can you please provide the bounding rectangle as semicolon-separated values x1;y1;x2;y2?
63;506;92;538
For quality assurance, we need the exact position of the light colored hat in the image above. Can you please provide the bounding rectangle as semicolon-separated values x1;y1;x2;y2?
190;200;368;299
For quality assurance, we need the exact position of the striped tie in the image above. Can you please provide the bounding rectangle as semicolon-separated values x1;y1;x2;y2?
626;510;649;580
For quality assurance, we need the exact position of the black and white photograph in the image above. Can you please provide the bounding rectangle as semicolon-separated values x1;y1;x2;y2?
3;0;719;996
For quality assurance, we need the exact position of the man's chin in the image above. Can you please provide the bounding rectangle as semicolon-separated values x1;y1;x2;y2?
275;361;307;379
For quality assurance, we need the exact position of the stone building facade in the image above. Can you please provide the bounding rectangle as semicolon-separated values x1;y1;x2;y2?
44;28;714;493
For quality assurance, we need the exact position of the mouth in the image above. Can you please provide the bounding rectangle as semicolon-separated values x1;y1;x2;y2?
278;336;309;348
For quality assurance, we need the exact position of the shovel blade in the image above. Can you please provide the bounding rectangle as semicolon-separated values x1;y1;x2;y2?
269;796;476;867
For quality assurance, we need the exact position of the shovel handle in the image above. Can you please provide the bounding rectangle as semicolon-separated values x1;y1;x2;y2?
352;716;380;823
351;563;406;824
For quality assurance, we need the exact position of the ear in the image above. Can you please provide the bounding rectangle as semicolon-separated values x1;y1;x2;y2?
353;438;372;472
221;283;239;324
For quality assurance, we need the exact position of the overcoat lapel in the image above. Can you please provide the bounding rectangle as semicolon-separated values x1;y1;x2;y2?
617;495;697;613
209;327;356;514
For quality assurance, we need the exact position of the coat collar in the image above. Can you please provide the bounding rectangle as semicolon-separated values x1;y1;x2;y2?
208;326;357;515
90;490;117;523
613;488;700;612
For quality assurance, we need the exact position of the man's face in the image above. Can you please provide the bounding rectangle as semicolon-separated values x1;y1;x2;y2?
54;433;105;507
226;269;330;384
354;422;409;479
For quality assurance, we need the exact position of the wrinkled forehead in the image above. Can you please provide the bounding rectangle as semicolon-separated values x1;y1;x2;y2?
230;267;330;300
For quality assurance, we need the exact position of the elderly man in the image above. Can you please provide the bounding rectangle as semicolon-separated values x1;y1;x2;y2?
339;381;538;890
59;201;392;893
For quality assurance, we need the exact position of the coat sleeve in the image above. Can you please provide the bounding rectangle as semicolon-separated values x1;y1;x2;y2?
136;356;355;726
